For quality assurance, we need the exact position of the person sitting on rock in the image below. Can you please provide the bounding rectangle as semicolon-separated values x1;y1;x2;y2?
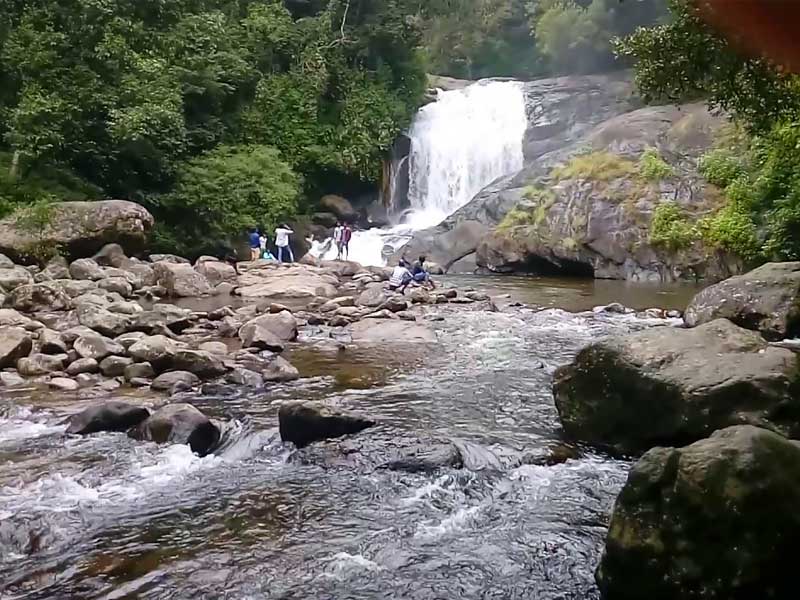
388;260;413;294
412;255;435;289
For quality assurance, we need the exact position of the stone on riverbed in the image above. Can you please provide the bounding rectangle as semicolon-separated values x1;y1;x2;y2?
124;362;155;381
129;403;220;456
128;335;177;368
597;426;800;600
0;327;32;368
279;401;375;448
194;258;237;287
66;357;99;376
49;377;79;391
348;320;437;344
17;353;67;376
169;350;227;378
237;264;339;299
99;355;134;377
684;261;800;341
553;319;800;455
8;282;72;312
67;401;151;435
0;309;33;328
153;261;213;298
38;329;67;355
69;258;105;281
0;264;33;291
262;356;300;382
76;304;131;337
239;311;298;345
151;371;200;392
74;334;125;362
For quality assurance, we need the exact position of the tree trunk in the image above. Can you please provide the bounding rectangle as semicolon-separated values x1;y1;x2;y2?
9;150;20;180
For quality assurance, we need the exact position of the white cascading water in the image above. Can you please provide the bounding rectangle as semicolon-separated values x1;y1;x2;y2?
313;80;528;267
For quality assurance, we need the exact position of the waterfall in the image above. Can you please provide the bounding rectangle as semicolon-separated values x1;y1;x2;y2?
314;80;529;267
406;80;528;229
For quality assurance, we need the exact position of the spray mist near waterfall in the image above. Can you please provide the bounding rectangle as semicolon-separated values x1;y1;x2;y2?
314;80;528;267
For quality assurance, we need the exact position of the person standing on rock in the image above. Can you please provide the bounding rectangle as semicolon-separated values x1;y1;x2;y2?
275;224;294;263
249;228;261;262
333;222;344;260
342;224;353;261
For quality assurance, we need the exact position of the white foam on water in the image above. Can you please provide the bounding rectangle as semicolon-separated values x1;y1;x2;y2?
0;406;62;444
416;505;483;540
401;474;455;507
323;552;383;579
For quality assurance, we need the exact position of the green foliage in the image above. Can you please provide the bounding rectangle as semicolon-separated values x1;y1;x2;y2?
498;185;556;232
649;201;697;251
497;207;538;232
552;151;637;182
12;195;63;263
638;148;674;181
699;202;760;261
698;149;745;188
149;145;300;256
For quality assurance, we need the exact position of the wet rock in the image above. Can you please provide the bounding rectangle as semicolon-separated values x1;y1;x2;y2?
597;302;633;314
169;350;227;378
153;262;213;298
0;327;33;368
97;277;133;297
328;315;351;328
129;377;151;388
124;362;155;381
440;289;458;299
356;285;387;308
226;367;264;388
49;377;79;391
0;264;33;291
74;334;124;362
128;335;177;367
8;282;72;312
279;401;375;448
17;353;67;376
268;303;292;314
320;194;358;222
208;306;235;321
237;264;339;299
262;356;300;382
99;355;134;377
198;341;228;355
38;329;67;355
107;300;143;315
76;304;130;337
114;331;147;350
382;443;463;473
553;319;800;455
0;371;25;387
0;308;33;328
465;291;490;302
334;306;361;318
239;311;298;345
69;258;104;281
66;357;100;376
349;320;437;344
131;304;194;334
598;426;800;600
194;259;237;287
67;401;151;435
151;371;200;392
130;403;220;456
684;261;800;341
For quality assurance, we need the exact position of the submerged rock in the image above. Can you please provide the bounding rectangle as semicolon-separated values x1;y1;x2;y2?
151;371;200;392
598;426;800;600
553;319;800;455
278;401;375;448
684;261;800;340
130;403;220;456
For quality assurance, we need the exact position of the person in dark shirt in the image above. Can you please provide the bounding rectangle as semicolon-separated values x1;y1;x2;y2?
248;228;260;262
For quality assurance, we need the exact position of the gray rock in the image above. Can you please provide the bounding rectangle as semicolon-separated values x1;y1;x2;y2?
131;304;194;334
92;243;129;268
194;259;237;287
0;371;25;387
0;308;33;328
76;304;131;337
107;300;143;315
262;356;300;382
328;315;351;328
129;403;220;456
208;306;235;321
8;282;72;312
149;254;190;264
226;368;264;388
69;258;104;281
124;362;155;381
17;353;67;376
553;319;800;455
49;377;79;391
238;312;297;351
598;426;800;599
169;350;227;378
0;265;33;291
56;279;97;298
198;341;228;355
0;200;153;263
278;401;374;448
114;331;147;350
99;355;134;377
684;261;800;340
73;334;124;362
151;371;200;392
320;194;358;222
0;254;14;268
128;335;177;368
356;285;387;308
38;329;67;354
60;325;97;344
97;277;133;297
66;358;100;376
153;262;213;298
381;297;408;313
0;327;33;368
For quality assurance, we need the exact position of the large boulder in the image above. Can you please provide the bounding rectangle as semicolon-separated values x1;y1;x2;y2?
73;333;125;361
0;265;33;291
8;282;72;312
76;304;131;337
194;258;237;287
0;327;32;368
320;194;358;223
129;404;220;456
69;258;105;281
597;426;800;600
356;285;388;308
128;335;177;368
152;262;213;298
553;319;800;455
278;401;375;448
238;312;298;348
66;401;150;435
169;350;227;378
684;262;800;341
236;264;339;299
0;200;153;262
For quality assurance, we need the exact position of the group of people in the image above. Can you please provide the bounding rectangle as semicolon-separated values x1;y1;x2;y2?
250;225;295;263
388;256;435;294
332;222;353;261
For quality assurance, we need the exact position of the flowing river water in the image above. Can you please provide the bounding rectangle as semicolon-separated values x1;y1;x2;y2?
0;276;697;599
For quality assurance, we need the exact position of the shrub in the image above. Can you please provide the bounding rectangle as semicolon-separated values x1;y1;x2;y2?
649;201;697;251
638;148;674;181
698;149;745;188
699;202;761;261
552;151;637;182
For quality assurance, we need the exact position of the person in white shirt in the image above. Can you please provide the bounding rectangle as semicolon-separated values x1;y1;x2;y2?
274;224;294;263
388;261;412;294
258;232;268;258
333;222;344;260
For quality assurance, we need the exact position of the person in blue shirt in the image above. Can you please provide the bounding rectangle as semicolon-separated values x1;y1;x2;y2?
249;228;261;262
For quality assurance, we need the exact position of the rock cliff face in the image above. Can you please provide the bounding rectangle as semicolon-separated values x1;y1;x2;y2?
395;73;739;282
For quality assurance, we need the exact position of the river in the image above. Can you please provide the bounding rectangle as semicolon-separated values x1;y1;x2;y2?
0;276;693;599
